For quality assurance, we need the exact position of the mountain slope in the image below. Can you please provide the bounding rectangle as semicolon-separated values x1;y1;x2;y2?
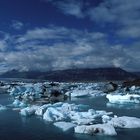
0;68;137;82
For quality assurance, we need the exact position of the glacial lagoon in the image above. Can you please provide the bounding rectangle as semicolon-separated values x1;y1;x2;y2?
0;92;140;140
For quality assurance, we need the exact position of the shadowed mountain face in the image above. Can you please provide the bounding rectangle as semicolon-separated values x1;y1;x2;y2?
0;68;138;82
132;72;140;78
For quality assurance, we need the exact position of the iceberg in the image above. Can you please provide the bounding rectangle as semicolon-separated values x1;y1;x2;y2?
130;86;136;91
106;102;140;109
20;105;39;116
0;104;7;111
107;116;140;128
53;121;76;131
35;104;52;116
102;115;112;123
67;90;90;98
72;118;95;125
34;102;112;125
75;124;117;136
70;109;112;125
106;94;140;104
9;83;43;98
43;107;67;122
13;99;21;107
13;99;27;108
90;90;105;97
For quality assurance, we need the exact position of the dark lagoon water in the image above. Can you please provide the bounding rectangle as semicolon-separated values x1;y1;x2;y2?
0;93;140;140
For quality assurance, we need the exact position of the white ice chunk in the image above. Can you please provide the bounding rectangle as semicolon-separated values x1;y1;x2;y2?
20;105;39;116
102;115;112;123
106;94;140;104
0;104;7;111
13;99;21;107
43;107;67;122
107;116;140;128
68;90;90;98
130;86;136;91
70;109;112;125
35;104;52;116
52;102;63;107
90;90;105;97
54;121;76;131
72;118;95;125
19;102;27;107
9;83;43;98
75;124;117;136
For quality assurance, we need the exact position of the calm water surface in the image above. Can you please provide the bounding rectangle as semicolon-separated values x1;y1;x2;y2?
0;94;140;140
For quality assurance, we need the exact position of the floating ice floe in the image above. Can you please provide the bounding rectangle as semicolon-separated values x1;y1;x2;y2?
13;99;27;107
107;116;140;128
35;104;52;116
19;102;112;126
106;102;140;109
66;89;105;98
43;103;89;122
0;104;7;111
106;94;140;104
43;107;67;122
102;115;112;123
70;109;113;125
14;100;140;136
75;124;117;136
42;103;112;124
53;121;76;131
20;105;39;116
130;86;136;91
90;90;105;97
9;83;43;98
66;90;90;98
13;99;21;107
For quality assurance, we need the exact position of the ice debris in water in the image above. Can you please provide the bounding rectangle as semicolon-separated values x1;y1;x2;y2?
0;104;7;111
66;90;90;97
75;124;117;136
19;102;112;125
106;94;140;104
20;105;39;116
70;109;113;125
9;83;42;98
53;121;76;131
12;99;27;107
6;81;140;136
107;116;140;128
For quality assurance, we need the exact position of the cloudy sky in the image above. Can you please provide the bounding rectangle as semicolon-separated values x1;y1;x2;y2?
0;0;140;73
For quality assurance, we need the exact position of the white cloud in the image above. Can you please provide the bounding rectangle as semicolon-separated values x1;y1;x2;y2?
0;25;140;72
45;0;85;18
57;1;84;18
117;26;140;38
11;20;24;30
87;0;140;39
0;40;7;51
0;31;10;51
45;0;140;40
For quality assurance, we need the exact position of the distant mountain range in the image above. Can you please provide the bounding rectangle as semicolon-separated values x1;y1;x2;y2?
0;68;138;82
132;72;140;78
